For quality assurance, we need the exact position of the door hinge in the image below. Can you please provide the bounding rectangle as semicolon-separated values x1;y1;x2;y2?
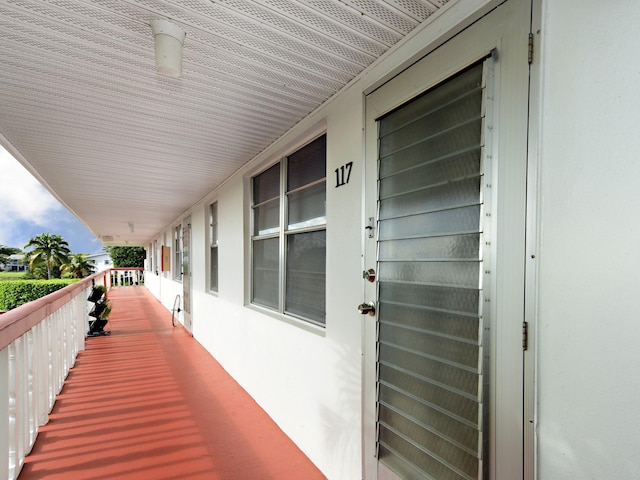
522;321;529;351
528;33;534;65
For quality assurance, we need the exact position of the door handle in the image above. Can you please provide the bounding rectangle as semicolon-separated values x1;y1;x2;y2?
357;302;376;316
362;268;376;283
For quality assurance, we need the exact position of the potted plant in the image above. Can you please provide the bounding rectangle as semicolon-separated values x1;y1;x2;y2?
87;284;105;303
88;285;111;336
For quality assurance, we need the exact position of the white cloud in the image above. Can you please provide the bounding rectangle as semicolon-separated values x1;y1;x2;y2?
0;146;64;246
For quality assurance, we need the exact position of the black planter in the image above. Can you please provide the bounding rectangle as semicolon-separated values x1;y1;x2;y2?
89;318;108;333
89;301;107;318
87;287;104;303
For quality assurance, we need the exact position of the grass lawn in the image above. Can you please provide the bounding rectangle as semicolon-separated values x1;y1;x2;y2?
0;271;28;281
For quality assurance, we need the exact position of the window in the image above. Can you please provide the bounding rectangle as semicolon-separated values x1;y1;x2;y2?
152;241;158;273
209;202;219;292
251;135;326;325
173;225;182;281
148;243;152;272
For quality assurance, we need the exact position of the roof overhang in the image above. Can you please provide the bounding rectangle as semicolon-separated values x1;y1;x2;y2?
0;0;456;245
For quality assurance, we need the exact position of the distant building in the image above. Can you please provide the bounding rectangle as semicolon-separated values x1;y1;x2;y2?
86;253;112;272
3;254;28;272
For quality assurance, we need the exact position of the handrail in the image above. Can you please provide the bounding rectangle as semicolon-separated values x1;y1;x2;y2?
0;270;110;351
0;268;117;480
0;266;144;479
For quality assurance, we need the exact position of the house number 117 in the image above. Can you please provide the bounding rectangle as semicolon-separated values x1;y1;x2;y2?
335;162;353;188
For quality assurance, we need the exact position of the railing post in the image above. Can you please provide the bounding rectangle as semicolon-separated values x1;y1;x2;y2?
8;338;24;480
25;330;36;452
46;316;55;411
63;302;73;372
76;293;85;355
16;335;28;476
0;347;8;480
34;320;49;427
54;310;64;399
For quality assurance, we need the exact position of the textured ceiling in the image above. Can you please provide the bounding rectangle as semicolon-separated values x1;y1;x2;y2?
0;0;452;246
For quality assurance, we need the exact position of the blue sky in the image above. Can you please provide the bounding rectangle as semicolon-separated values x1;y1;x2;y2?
0;146;104;254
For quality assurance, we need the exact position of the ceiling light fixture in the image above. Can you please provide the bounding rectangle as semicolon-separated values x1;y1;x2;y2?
151;19;186;78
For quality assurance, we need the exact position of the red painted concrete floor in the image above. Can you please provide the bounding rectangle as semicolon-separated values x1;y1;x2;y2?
19;286;326;480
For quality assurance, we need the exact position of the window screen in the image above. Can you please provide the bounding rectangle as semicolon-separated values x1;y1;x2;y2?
251;135;327;325
209;202;219;292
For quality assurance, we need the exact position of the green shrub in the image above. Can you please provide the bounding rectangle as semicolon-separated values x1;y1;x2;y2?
107;246;144;268
0;279;78;311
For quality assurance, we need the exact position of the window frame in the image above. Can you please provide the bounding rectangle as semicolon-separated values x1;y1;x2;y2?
250;134;327;327
173;224;182;281
208;201;219;293
152;241;158;274
146;244;151;272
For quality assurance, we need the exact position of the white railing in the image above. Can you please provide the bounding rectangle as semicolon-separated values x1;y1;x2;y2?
110;267;144;286
0;270;110;480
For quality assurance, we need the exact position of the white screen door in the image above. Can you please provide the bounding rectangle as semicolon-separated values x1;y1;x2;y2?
182;217;192;332
363;1;531;479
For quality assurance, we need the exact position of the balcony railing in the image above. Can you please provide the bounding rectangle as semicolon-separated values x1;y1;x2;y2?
0;268;141;480
110;267;144;286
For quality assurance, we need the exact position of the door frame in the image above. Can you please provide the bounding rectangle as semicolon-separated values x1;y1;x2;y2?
362;1;533;478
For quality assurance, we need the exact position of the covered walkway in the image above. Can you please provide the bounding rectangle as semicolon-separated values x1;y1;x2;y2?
19;287;325;480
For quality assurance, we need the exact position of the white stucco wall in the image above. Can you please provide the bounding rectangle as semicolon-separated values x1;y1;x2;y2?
145;82;367;480
141;1;519;478
536;1;640;478
145;228;184;313
142;1;640;478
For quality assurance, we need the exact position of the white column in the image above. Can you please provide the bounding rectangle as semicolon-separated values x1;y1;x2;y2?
34;321;49;426
7;340;20;480
24;329;36;453
0;347;9;480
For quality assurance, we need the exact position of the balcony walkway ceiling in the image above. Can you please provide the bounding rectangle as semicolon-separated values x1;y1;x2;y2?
0;0;452;246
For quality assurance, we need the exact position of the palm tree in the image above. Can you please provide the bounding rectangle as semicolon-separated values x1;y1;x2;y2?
62;253;96;278
24;233;72;280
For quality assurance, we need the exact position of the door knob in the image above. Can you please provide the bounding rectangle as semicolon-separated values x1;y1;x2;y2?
362;268;376;282
358;302;376;316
